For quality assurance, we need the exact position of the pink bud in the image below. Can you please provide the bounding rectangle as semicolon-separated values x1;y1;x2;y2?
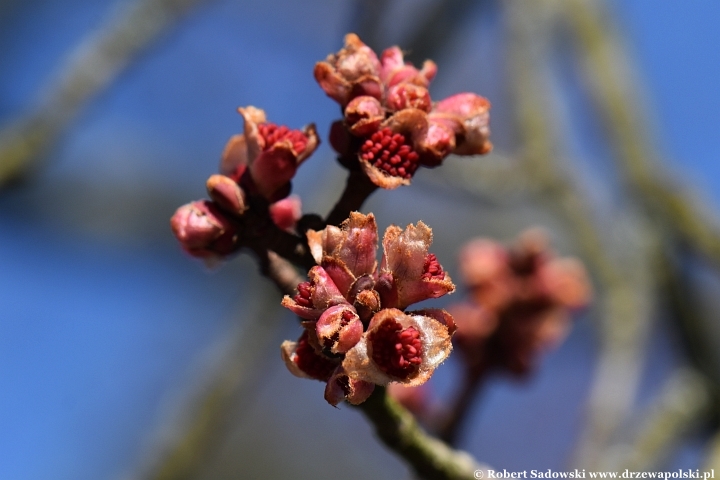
316;305;364;354
269;195;302;232
417;121;456;167
314;33;383;107
324;367;375;406
170;201;238;258
344;96;385;136
206;174;247;215
386;84;432;112
431;92;492;155
380;47;437;88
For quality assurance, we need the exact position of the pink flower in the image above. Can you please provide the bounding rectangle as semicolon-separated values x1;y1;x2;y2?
376;220;456;310
314;33;383;107
220;106;319;202
281;212;456;405
449;229;592;376
317;35;493;188
170;200;239;259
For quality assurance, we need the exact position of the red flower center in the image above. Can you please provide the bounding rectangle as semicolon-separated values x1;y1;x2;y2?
421;253;445;280
294;281;313;307
258;122;308;155
369;319;423;378
360;128;420;179
294;332;337;381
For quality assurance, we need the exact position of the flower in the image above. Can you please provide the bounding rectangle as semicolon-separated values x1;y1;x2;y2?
220;106;319;202
281;212;456;406
450;229;592;376
319;34;492;189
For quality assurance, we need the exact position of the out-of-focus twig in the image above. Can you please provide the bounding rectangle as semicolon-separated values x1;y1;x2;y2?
0;0;211;188
562;0;720;272
613;369;712;472
505;1;654;469
561;0;720;450
131;276;292;480
356;387;486;480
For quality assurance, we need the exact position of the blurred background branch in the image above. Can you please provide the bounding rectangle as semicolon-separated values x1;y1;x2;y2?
0;0;211;188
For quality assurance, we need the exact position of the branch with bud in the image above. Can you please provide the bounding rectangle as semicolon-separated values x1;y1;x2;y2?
168;32;587;480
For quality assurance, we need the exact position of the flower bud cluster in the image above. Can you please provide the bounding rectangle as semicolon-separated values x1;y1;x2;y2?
450;229;592;375
170;107;317;260
281;212;457;406
317;34;493;189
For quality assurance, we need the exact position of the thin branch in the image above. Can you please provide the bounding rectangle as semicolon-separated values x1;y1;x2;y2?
356;387;485;480
562;0;720;272
504;1;654;468
437;368;485;445
325;170;378;226
130;282;289;480
616;369;712;471
0;0;211;187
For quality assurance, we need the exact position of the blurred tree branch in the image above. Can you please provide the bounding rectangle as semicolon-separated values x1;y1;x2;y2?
562;0;720;273
504;0;655;468
0;0;212;188
616;369;712;471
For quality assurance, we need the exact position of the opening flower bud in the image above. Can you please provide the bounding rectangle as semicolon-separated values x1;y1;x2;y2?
316;305;363;354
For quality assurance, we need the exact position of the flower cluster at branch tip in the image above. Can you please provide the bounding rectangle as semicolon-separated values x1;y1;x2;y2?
319;33;493;189
450;228;592;376
281;212;457;406
170;107;317;260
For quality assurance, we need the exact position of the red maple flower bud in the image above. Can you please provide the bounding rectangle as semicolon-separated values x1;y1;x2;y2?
386;83;432;112
344;95;385;136
220;106;319;202
170;200;238;258
357;108;429;189
306;212;379;295
282;266;348;320
269;195;302;232
281;331;339;381
430;92;493;155
449;229;592;376
314;33;383;107
380;46;437;88
316;305;364;354
206;174;247;216
324;367;375;406
378;221;455;310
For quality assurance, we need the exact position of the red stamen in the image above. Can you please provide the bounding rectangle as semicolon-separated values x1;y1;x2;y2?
369;319;423;378
421;253;445;280
360;128;420;179
258;122;308;155
294;332;337;381
294;281;313;307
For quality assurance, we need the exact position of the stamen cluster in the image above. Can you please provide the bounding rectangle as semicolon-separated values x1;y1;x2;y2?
317;33;493;189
